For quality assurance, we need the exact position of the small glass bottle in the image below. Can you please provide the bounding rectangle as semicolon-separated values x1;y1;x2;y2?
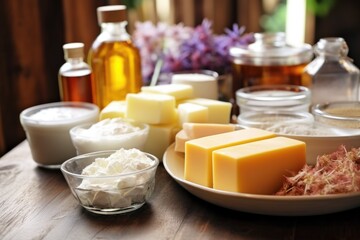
302;38;360;104
58;42;94;103
88;5;142;109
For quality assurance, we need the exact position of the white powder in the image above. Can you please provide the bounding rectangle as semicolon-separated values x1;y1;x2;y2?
76;148;156;209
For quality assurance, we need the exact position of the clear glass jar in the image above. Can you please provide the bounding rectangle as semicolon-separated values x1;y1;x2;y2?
88;5;142;109
229;32;313;115
302;38;360;104
236;85;313;129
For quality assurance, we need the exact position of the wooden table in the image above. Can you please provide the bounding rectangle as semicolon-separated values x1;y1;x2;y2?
1;141;360;240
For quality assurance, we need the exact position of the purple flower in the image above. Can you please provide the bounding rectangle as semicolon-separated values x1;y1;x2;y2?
133;19;254;85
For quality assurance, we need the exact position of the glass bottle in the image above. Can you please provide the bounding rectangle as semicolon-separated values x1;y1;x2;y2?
88;5;142;109
229;32;313;116
302;38;360;104
58;42;94;103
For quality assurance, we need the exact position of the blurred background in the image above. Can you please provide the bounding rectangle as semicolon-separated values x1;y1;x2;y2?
0;0;359;156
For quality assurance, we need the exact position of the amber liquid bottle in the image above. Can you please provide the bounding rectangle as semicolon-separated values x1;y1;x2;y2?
88;5;142;109
58;42;94;103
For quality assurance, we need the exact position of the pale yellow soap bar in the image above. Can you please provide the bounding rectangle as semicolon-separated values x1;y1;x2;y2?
175;123;236;153
183;123;236;138
126;93;176;124
177;103;208;126
99;101;126;120
174;129;187;153
144;123;181;160
184;128;276;187
141;84;193;101
212;137;306;194
179;98;231;123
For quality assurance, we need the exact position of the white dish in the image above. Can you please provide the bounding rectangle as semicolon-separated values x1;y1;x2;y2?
163;143;360;216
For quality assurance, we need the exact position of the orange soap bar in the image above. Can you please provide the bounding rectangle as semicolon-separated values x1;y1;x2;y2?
184;128;276;187
212;137;306;194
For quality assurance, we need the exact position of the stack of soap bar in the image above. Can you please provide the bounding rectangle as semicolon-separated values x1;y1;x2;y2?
126;93;177;124
175;123;236;152
212;137;306;194
141;84;193;101
184;128;276;187
179;98;231;124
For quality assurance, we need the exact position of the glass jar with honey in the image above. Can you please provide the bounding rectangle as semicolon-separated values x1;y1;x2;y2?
229;32;313;114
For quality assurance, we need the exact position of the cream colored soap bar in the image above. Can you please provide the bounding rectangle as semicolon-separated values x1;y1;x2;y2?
144;123;181;160
99;101;126;120
126;93;176;124
177;103;208;126
184;128;276;187
141;84;193;101
180;98;231;123
183;123;236;138
212;137;306;194
175;123;236;153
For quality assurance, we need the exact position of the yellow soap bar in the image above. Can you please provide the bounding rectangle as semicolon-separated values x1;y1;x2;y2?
212;137;306;194
179;98;231;123
126;93;176;124
174;123;236;153
144;123;181;160
177;103;208;126
184;128;276;187
99;101;126;120
141;84;193;101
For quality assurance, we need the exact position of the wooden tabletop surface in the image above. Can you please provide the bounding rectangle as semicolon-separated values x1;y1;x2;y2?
1;141;360;240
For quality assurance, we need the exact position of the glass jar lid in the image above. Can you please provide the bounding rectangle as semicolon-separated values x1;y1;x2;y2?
229;32;313;66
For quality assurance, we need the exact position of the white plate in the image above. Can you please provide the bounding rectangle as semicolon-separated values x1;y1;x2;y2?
163;143;360;216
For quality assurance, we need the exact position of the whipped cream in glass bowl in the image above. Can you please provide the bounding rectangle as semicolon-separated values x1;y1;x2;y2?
61;148;159;215
70;118;149;155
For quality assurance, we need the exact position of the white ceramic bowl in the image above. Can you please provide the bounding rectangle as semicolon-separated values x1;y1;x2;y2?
19;102;99;168
70;118;149;155
60;149;159;215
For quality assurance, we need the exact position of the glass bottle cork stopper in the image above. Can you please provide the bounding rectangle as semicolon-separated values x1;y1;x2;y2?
63;42;84;60
97;5;127;24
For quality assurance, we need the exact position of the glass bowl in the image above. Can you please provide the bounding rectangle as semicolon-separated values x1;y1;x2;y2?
312;101;360;129
19;101;99;168
61;149;159;215
70;118;149;155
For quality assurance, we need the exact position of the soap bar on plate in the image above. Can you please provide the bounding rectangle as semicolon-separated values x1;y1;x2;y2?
175;123;236;153
212;137;306;194
184;128;276;187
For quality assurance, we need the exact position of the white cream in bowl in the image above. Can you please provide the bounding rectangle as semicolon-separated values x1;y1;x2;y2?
70;118;149;155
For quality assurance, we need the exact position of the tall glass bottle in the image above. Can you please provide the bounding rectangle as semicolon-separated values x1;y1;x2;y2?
88;5;142;109
302;38;360;104
58;42;94;103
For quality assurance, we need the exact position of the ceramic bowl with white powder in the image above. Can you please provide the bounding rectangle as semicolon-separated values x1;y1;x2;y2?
70;118;149;155
61;148;159;215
